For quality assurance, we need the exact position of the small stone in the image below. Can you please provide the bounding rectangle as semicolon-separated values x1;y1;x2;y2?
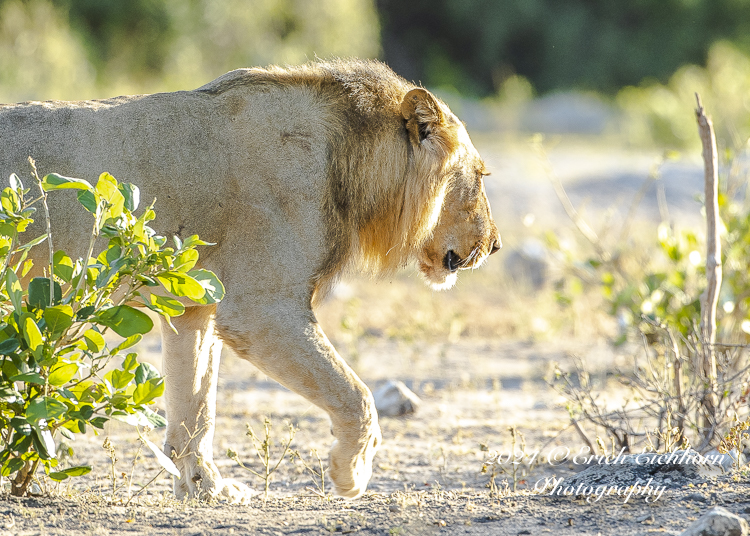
679;506;749;536
685;493;707;503
636;514;654;524
373;380;421;417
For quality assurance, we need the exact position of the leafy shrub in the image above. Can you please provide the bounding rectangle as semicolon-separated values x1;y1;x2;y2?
0;165;223;496
549;142;750;451
558;180;750;345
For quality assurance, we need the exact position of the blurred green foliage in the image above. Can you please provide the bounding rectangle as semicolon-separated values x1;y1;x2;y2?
552;163;750;346
617;42;750;148
378;0;750;97
0;0;379;101
5;0;750;149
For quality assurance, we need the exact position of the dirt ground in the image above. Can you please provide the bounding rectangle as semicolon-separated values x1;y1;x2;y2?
2;138;745;535
2;336;749;536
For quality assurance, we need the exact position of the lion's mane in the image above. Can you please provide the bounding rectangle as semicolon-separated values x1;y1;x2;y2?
197;59;461;303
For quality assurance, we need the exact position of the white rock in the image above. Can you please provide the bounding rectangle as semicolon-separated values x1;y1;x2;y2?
373;381;421;417
679;506;749;536
702;448;740;475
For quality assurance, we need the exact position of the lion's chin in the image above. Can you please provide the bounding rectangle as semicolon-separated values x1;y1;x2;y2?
418;261;458;291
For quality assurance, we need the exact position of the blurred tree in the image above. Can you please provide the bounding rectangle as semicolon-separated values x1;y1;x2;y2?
0;0;380;101
0;0;96;102
377;0;750;96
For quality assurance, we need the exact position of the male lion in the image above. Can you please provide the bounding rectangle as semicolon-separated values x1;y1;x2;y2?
0;60;500;501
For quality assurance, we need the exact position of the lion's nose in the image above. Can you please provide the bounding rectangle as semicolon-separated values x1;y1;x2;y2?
489;237;502;255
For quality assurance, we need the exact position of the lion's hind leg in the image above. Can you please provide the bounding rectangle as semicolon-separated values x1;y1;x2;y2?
161;305;256;504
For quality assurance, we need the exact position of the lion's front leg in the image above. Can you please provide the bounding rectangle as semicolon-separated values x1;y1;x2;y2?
161;305;255;503
216;304;381;499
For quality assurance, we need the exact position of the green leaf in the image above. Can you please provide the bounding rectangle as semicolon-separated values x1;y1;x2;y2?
56;465;91;478
47;471;69;481
118;183;140;212
96;306;153;338
76;190;98;213
10;372;44;384
5;270;23;313
157;271;205;301
141;406;167;428
0;222;16;238
95;173;124;220
17;233;48;252
190;269;225;305
90;417;108;429
48;362;79;386
174;249;199;272
9;173;23;192
43;305;74;338
21;315;43;353
41;173;93;191
109;369;135;390
69;405;93;421
0;337;20;355
112;334;142;354
1;187;21;215
133;377;164;405
82;329;105;353
76;305;96;321
27;397;68;422
122;353;138;372
28;277;61;309
1;458;24;477
134;362;161;385
10;416;32;435
148;294;185;317
182;235;213;249
31;427;55;460
53;251;74;282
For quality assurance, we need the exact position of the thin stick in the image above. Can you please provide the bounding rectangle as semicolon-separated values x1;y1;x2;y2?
571;419;597;455
28;158;54;307
532;138;609;261
72;199;104;304
695;93;721;437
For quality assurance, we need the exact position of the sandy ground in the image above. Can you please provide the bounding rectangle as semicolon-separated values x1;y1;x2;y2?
1;336;748;535
2;138;745;535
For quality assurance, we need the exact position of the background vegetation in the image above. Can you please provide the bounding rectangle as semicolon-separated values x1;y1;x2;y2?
4;0;750;148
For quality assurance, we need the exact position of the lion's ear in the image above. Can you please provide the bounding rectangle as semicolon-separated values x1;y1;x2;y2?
401;88;447;147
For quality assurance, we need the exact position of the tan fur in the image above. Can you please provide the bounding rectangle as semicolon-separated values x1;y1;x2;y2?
0;59;499;501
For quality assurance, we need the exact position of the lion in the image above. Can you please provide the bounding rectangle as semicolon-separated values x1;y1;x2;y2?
0;59;500;502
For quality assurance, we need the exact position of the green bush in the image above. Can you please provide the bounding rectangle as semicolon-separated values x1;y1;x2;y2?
0;166;223;496
555;185;750;344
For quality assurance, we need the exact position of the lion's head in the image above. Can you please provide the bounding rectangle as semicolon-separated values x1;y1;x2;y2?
307;61;500;300
400;88;500;290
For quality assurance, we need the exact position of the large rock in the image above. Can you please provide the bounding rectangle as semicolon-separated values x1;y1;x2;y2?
373;380;421;417
679;506;749;536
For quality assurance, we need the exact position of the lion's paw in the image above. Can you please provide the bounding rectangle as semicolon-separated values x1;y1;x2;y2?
218;478;258;504
329;426;381;499
171;456;256;504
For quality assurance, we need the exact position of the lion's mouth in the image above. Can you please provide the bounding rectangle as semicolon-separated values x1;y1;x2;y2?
442;246;481;273
444;250;461;273
444;239;502;273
